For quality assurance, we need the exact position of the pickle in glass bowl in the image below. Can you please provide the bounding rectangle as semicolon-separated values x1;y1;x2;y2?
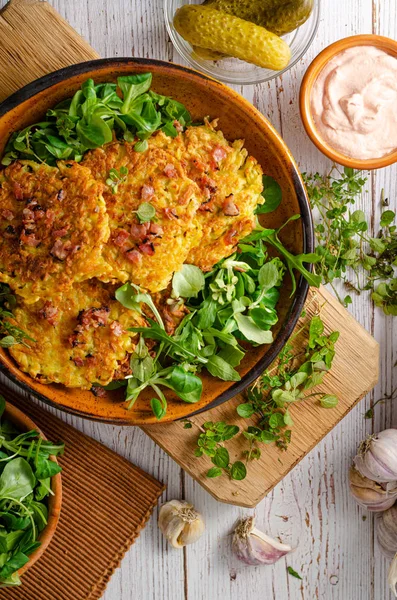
203;0;314;36
173;5;291;70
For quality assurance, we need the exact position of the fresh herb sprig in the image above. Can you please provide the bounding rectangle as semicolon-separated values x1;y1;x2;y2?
0;285;34;349
304;167;397;314
0;396;64;587
239;314;339;459
2;74;192;166
194;421;246;480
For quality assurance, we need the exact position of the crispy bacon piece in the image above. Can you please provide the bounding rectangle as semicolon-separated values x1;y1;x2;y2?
73;357;85;367
223;196;240;216
164;207;179;220
148;222;163;237
130;221;150;242
2;209;14;221
164;163;178;178
212;146;227;163
125;249;142;264
52;226;70;238
45;210;55;228
57;189;65;201
91;385;106;397
22;207;35;222
110;321;123;336
38;301;59;326
138;242;155;256
13;182;24;201
79;307;110;329
50;239;72;260
20;230;40;247
113;229;130;248
141;184;155;200
224;228;238;245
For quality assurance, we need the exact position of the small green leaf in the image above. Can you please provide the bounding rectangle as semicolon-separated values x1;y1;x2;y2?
380;210;395;227
134;139;149;152
172;264;205;299
236;403;255;418
207;467;223;478
235;313;273;345
150;398;166;420
287;566;302;580
212;446;230;468
256;175;282;214
320;394;338;408
206;355;241;382
230;461;247;480
136;202;156;223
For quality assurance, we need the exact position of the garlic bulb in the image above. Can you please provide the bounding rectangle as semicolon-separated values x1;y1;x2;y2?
376;505;397;598
354;429;397;483
232;516;292;566
349;467;397;512
377;504;397;558
158;500;205;548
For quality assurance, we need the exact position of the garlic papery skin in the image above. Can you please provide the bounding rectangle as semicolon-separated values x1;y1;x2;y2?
349;467;397;512
389;554;397;598
232;516;292;566
354;429;397;483
158;500;205;549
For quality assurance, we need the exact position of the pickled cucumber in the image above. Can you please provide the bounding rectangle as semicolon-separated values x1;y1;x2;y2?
203;0;314;36
174;5;291;71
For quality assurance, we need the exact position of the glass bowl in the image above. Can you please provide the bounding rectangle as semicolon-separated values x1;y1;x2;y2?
164;0;321;85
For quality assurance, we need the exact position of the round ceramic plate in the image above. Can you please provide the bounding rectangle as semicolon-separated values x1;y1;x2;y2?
0;58;313;424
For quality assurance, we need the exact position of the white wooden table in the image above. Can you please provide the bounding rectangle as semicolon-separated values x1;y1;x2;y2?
0;0;396;598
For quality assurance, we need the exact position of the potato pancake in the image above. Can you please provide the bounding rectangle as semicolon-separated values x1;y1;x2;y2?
82;142;203;292
8;280;146;389
150;123;264;270
0;160;110;303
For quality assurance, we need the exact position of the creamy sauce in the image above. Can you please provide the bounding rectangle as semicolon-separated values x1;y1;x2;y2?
311;45;397;159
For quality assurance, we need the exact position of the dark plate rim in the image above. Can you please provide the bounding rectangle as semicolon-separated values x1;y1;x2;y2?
0;57;314;424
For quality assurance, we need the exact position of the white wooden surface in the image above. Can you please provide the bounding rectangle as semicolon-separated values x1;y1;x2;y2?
0;0;396;598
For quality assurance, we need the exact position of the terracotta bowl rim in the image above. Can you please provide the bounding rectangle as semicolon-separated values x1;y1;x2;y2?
1;401;62;578
0;57;314;423
299;34;397;169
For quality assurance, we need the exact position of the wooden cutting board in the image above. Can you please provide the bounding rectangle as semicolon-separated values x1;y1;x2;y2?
0;0;379;507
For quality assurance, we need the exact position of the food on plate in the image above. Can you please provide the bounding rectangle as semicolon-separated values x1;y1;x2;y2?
0;160;109;303
0;73;319;419
8;280;146;389
0;396;64;586
173;5;291;70
310;46;397;160
82;139;203;292
203;0;314;36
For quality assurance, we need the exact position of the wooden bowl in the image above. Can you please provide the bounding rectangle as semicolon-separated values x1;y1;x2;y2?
300;34;397;169
3;401;62;579
0;58;314;424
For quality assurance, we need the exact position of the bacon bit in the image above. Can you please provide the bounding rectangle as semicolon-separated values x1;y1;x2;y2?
20;230;40;247
130;221;150;242
38;301;59;326
212;146;227;163
113;229;130;248
125;249;142;264
223;196;240;216
224;228;238;245
45;210;55;228
91;385;106;397
57;189;65;201
68;334;80;348
191;158;206;173
164;207;179;220
164;163;178;178
148;222;163;237
79;307;110;329
173;120;183;133
22;208;35;222
13;182;24;201
141;184;155;201
4;225;16;238
198;200;214;213
73;357;85;367
50;239;72;260
52;226;70;238
110;321;123;336
138;242;155;256
2;210;14;221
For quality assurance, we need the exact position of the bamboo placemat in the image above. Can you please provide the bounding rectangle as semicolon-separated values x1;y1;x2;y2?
0;383;165;600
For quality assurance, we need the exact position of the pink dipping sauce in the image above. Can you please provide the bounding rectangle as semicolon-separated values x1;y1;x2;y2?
311;45;397;160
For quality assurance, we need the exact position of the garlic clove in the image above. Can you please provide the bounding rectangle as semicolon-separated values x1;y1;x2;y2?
349;467;397;512
232;516;292;566
388;553;397;598
377;504;397;559
158;499;205;549
354;429;397;484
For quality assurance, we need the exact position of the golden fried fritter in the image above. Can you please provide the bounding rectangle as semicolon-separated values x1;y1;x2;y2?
82;142;203;292
0;161;110;303
8;280;146;389
150;123;264;270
